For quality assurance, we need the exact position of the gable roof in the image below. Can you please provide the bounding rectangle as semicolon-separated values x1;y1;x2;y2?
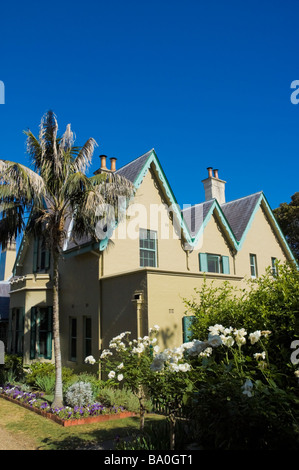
221;192;263;242
13;148;297;266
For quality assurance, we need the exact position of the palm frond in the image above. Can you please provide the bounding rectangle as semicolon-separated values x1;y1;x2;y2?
72;137;98;173
0;160;45;201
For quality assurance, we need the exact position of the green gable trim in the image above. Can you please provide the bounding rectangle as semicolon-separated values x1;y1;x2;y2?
192;199;239;253
133;149;194;248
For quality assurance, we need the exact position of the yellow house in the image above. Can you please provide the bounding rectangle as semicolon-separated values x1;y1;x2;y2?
7;149;296;370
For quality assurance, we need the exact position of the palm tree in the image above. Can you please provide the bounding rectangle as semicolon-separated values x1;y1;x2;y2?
0;111;134;408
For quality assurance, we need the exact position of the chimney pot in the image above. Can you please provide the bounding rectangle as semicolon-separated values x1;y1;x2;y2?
110;157;117;172
207;167;213;178
100;155;107;169
213;169;219;179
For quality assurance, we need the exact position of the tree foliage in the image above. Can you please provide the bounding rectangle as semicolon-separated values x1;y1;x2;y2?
273;192;299;261
0;111;134;408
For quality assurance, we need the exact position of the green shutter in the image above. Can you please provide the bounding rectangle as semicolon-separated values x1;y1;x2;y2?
183;316;195;343
199;253;208;272
33;238;38;272
222;256;230;274
30;307;37;359
46;307;53;359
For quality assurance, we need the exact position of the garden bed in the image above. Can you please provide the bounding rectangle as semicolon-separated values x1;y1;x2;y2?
0;386;135;427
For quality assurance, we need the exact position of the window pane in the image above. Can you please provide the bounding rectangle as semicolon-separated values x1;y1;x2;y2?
70;318;77;361
84;318;92;357
207;254;220;273
250;254;256;277
139;229;157;267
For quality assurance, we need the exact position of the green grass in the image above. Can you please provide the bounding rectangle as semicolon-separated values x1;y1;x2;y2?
0;398;165;450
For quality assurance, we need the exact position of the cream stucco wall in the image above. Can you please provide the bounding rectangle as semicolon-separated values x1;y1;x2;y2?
8;162;294;364
234;204;288;279
103;168;187;276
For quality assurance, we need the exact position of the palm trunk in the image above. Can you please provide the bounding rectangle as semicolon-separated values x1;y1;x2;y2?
51;250;63;409
169;412;176;451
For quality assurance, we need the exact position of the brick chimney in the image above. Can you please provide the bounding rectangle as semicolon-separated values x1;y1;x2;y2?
94;155;117;175
202;167;226;204
110;157;117;172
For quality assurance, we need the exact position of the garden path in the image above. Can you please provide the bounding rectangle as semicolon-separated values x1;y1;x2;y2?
0;424;37;450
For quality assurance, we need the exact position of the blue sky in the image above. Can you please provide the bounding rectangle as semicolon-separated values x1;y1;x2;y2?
0;0;298;210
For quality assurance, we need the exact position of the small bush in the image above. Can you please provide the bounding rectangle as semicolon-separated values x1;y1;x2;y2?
25;363;55;386
65;381;95;407
35;374;56;394
97;386;152;413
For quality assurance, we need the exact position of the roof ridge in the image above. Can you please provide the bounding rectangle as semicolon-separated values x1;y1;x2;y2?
115;148;154;173
222;191;263;206
181;199;214;212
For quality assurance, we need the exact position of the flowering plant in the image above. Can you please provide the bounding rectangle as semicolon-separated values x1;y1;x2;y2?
0;384;124;420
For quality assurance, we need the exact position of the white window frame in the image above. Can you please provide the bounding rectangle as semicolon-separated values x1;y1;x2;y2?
250;254;257;278
139;229;158;268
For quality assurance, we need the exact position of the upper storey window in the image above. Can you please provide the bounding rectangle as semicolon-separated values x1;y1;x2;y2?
199;253;230;274
139;229;157;267
33;237;50;273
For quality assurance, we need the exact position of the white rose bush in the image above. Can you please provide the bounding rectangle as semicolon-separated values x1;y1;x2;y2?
86;316;299;450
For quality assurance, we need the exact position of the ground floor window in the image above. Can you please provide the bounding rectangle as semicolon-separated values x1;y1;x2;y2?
8;308;24;354
69;317;77;361
30;307;53;360
84;317;92;358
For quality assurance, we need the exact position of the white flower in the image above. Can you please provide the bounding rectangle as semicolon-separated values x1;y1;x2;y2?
199;347;213;357
253;351;266;360
85;355;96;364
294;370;299;378
117;374;124;381
108;371;116;379
242;379;253;397
221;335;234;347
261;330;271;337
132;343;145;354
249;330;261;344
234;328;247;346
100;349;112;359
149;325;160;333
153;345;160;353
178;363;191;372
117;362;124;369
208;324;224;336
207;334;222;348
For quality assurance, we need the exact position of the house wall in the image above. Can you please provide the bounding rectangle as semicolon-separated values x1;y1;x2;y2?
234;205;288;278
146;270;242;349
59;251;100;370
188;213;234;274
103;168;187;276
9;277;52;364
100;270;148;351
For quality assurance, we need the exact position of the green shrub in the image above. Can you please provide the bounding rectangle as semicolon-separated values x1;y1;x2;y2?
25;363;75;391
97;386;152;413
116;420;191;450
35;374;56;394
25;363;55;386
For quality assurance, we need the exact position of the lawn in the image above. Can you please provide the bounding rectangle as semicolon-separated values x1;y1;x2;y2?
0;398;164;450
